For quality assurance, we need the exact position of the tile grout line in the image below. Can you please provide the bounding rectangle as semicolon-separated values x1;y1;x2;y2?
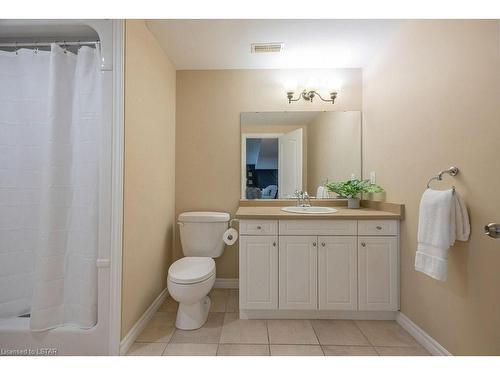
265;318;270;354
309;320;325;356
218;310;227;354
160;342;168;356
159;312;177;355
353;320;421;356
352;321;426;355
353;320;376;349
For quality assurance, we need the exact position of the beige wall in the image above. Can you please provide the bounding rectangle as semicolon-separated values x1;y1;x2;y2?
122;20;176;338
363;20;500;355
240;124;305;134
176;69;362;277
307;111;361;190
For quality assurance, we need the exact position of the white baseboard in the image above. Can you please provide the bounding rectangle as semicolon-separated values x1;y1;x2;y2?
214;278;239;289
396;312;452;356
119;288;169;355
241;309;397;320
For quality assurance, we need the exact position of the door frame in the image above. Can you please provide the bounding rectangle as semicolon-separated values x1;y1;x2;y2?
108;19;125;355
241;133;283;199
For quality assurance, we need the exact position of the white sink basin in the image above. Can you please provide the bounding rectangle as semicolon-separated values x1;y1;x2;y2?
281;206;338;214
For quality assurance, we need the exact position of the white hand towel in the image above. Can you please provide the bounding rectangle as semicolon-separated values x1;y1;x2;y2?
316;185;329;199
316;186;324;199
415;189;470;281
453;193;470;242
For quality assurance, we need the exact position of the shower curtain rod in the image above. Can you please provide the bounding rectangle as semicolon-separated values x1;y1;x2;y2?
0;40;99;48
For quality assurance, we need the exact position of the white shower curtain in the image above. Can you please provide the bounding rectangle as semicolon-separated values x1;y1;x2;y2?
0;44;102;330
0;48;51;319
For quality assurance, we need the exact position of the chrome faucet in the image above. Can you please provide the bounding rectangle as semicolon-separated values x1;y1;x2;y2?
303;191;311;207
294;190;302;207
294;190;311;207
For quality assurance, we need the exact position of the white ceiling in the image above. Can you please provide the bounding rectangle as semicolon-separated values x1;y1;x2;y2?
146;19;401;70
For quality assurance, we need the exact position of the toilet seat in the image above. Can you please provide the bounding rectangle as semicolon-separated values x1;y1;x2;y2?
168;257;215;285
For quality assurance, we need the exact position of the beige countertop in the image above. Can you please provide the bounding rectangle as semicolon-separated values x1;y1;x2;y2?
235;205;402;220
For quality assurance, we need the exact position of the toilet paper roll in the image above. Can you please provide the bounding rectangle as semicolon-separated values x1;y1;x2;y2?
223;228;238;246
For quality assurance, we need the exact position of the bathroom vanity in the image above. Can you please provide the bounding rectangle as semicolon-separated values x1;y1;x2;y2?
235;201;404;320
238;111;403;320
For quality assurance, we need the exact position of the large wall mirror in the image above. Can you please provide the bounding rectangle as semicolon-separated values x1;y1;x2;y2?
241;111;362;199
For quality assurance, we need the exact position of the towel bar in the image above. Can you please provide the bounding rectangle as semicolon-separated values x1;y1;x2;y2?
426;166;459;193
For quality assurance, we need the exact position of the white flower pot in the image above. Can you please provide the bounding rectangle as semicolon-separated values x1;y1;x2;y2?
347;198;360;209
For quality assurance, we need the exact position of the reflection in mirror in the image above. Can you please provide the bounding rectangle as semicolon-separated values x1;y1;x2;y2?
241;111;361;199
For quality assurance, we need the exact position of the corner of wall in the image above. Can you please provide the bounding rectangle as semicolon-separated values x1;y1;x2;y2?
121;19;177;340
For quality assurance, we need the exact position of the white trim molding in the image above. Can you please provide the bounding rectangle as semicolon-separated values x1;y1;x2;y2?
119;289;169;356
108;19;125;356
214;278;239;289
396;312;452;356
241;309;397;320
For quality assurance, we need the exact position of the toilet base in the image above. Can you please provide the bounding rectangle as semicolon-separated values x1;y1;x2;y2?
175;296;211;330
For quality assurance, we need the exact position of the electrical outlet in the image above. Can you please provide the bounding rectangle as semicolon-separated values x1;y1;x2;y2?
370;171;376;184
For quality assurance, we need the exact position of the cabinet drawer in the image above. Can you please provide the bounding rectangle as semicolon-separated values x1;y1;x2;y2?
240;220;278;235
358;220;398;236
279;220;357;236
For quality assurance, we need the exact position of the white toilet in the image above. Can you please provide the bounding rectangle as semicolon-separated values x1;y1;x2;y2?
167;211;230;330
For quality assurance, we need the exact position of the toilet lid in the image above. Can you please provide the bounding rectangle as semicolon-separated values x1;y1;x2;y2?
168;257;216;284
178;211;230;223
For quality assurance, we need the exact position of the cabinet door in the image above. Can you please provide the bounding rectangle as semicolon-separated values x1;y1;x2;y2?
318;236;358;310
279;236;317;310
358;236;399;311
239;235;278;310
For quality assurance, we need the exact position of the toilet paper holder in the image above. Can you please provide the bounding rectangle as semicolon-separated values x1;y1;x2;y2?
226;218;239;242
229;218;239;229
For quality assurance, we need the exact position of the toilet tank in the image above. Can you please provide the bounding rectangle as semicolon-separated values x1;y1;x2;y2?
178;212;230;258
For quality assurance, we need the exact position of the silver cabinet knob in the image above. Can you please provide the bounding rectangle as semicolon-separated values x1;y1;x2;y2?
272;242;276;247
321;242;326;247
312;242;317;247
376;226;382;230
361;242;366;247
256;225;262;229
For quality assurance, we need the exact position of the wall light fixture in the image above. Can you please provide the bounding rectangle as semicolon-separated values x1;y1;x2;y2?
286;89;338;104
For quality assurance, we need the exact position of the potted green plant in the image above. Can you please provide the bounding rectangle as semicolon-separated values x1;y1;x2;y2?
326;179;384;209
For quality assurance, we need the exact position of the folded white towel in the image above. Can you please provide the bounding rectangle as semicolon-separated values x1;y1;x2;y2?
415;188;470;281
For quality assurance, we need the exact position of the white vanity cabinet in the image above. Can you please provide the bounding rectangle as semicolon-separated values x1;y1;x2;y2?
239;235;278;310
239;218;400;317
318;236;358;310
278;236;318;310
357;236;399;311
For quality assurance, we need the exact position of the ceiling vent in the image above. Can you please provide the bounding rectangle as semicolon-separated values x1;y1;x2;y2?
250;42;284;54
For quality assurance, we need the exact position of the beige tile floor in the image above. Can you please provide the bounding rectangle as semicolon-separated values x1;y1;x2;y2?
126;289;430;356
